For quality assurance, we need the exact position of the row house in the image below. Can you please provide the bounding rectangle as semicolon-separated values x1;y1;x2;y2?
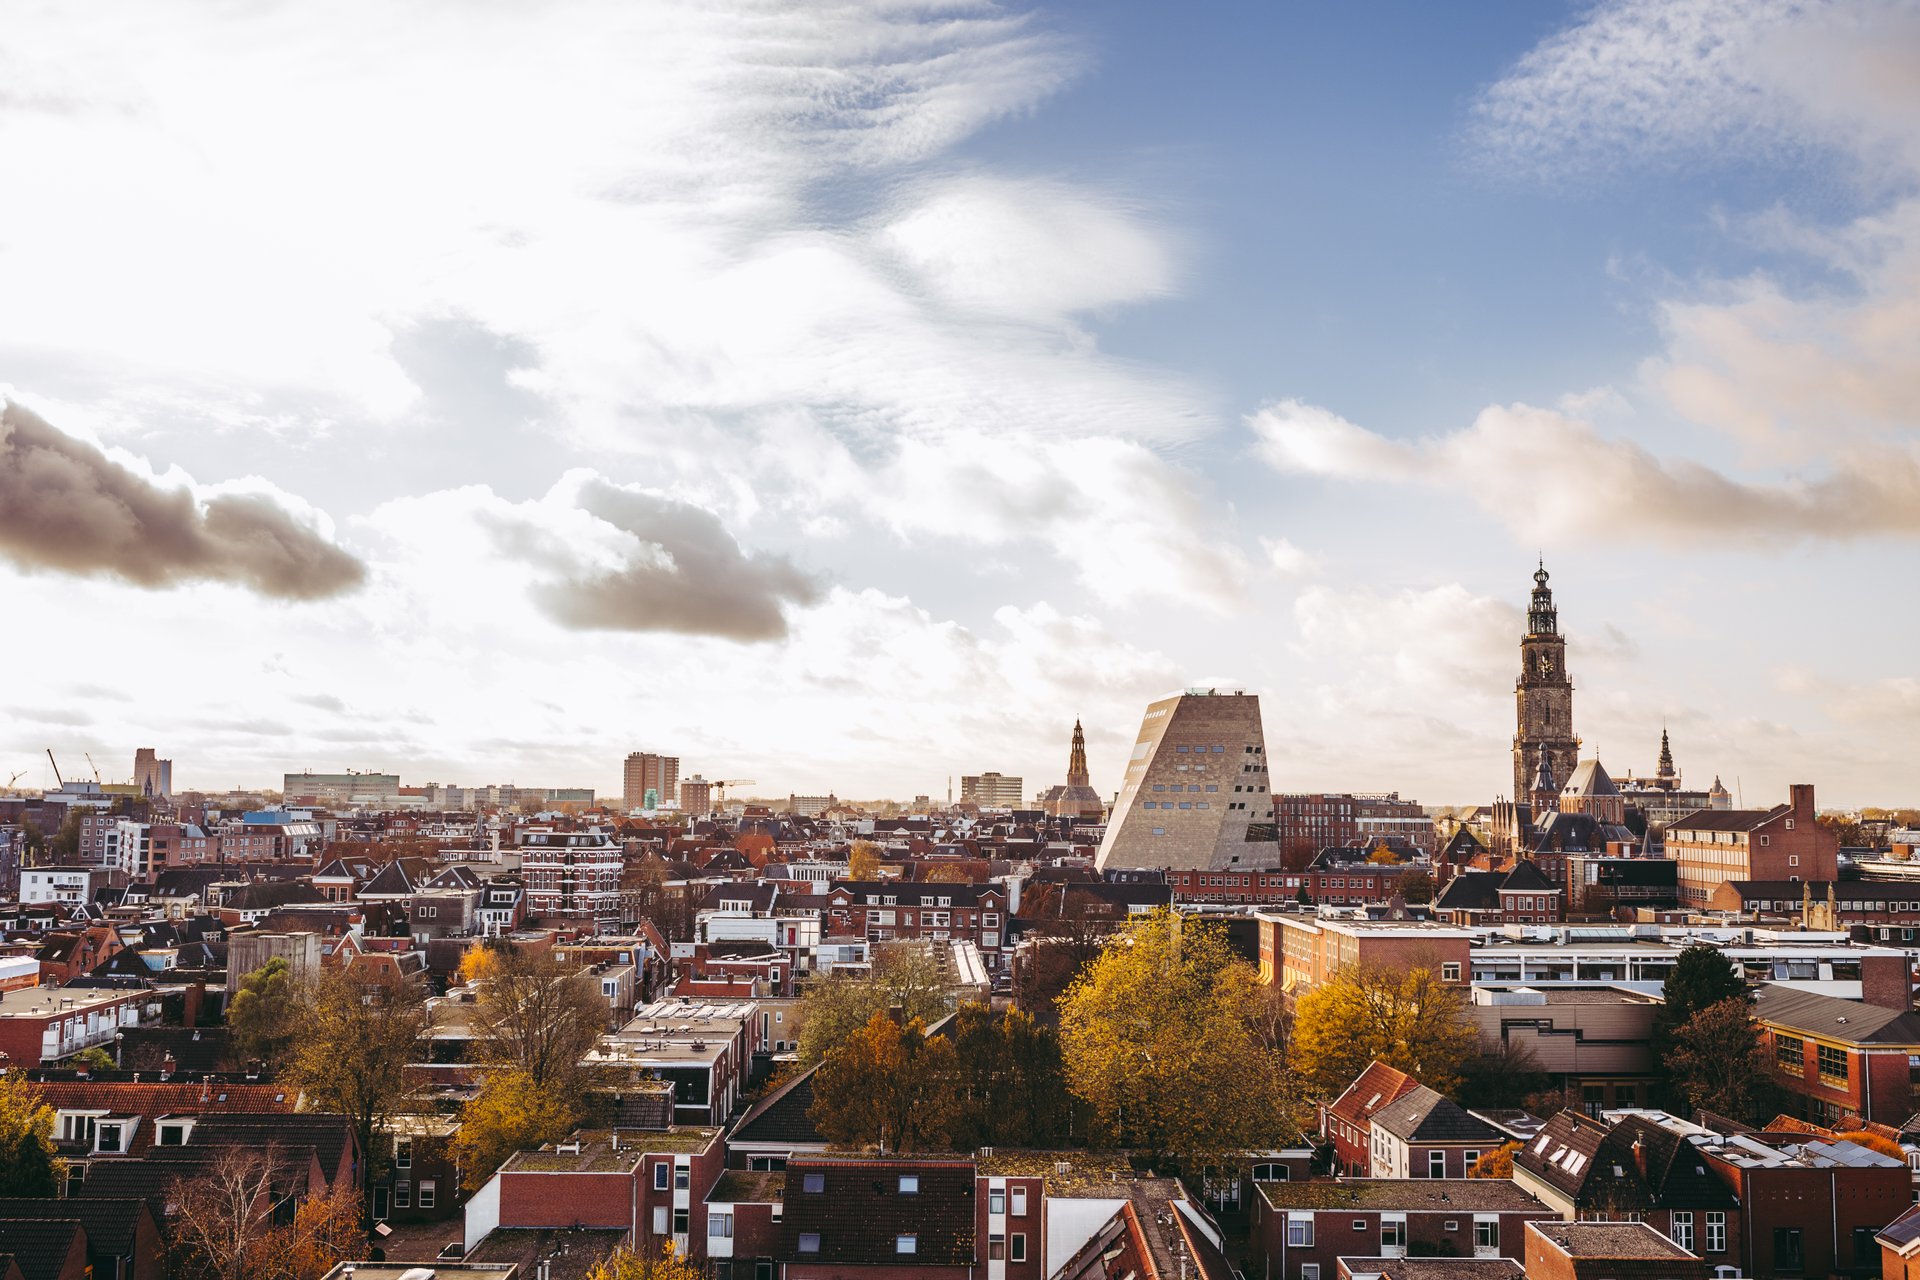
1169;863;1415;908
1365;1085;1506;1179
1322;1062;1420;1175
1524;1221;1708;1280
0;984;158;1067
462;1127;727;1261
823;881;1009;972
1516;1106;1908;1278
1250;1179;1558;1280
518;827;623;933
1431;860;1563;926
0;1195;164;1280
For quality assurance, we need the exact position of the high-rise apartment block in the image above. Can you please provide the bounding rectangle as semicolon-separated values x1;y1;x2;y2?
623;752;679;811
679;776;713;815
133;748;172;799
959;772;1024;809
1097;689;1278;872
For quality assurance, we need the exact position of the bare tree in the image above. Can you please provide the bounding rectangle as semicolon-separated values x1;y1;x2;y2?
167;1144;287;1280
475;948;610;1093
285;966;428;1195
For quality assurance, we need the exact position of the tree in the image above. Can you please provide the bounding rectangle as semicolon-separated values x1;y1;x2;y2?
1654;944;1747;1064
810;1012;959;1151
166;1145;289;1280
848;840;883;880
1666;997;1779;1125
285;967;427;1194
1818;813;1868;847
1837;1129;1907;1160
921;862;974;883
1291;960;1479;1098
458;943;504;985
586;1241;705;1280
949;1003;1075;1148
450;1069;579;1190
473;948;609;1093
50;809;82;859
1058;909;1300;1169
1367;842;1399;865
1457;1039;1548;1109
230;956;300;1063
798;944;958;1064
1280;837;1317;873
1393;868;1435;904
1468;1142;1521;1178
71;1045;117;1073
0;1071;61;1196
277;1180;364;1280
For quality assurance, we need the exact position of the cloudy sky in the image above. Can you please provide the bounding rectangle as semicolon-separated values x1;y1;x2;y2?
4;0;1917;807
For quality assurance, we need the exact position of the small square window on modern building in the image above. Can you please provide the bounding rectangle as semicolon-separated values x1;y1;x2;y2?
897;1235;917;1255
798;1233;820;1254
803;1173;825;1193
899;1175;918;1194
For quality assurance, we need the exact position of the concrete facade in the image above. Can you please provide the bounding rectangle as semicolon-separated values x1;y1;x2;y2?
1097;690;1276;872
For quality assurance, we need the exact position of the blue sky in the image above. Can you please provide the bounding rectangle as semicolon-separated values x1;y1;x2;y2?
2;0;1916;807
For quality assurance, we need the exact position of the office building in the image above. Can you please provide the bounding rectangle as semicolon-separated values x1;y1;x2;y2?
1097;689;1277;871
959;772;1024;809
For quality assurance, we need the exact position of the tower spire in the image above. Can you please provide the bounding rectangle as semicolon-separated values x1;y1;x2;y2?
1527;560;1557;636
1657;725;1675;784
1066;718;1091;788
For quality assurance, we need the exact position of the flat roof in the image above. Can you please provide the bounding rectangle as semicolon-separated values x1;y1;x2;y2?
1528;1220;1695;1259
0;986;147;1016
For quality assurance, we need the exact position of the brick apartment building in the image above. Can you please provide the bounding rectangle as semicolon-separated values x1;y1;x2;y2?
517;827;623;932
823;882;1008;971
1257;915;1473;1002
1249;1179;1556;1280
1522;1221;1707;1280
1168;857;1429;909
1668;783;1837;906
1753;983;1920;1126
1275;795;1358;856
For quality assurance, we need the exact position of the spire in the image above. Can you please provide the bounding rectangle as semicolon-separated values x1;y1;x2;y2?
1065;719;1091;788
1529;743;1559;813
1657;726;1675;783
1527;560;1557;636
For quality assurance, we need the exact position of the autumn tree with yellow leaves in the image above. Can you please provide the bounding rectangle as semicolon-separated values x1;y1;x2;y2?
1290;959;1480;1098
450;1069;580;1191
586;1241;705;1280
1057;909;1300;1169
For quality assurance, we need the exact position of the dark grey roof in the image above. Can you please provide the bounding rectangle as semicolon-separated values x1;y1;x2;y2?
1667;805;1789;834
1433;872;1500;912
0;1218;85;1280
1879;1202;1920;1249
1728;879;1914;902
1499;861;1557;893
730;1065;823;1146
1369;1086;1502;1145
0;1199;146;1256
1751;983;1920;1044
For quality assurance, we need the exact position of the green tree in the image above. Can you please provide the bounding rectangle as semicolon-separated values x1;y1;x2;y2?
50;809;82;859
1058;909;1300;1169
1654;943;1747;1064
950;1003;1074;1148
1393;868;1435;904
285;967;428;1195
229;956;300;1063
71;1045;117;1073
809;1012;959;1152
1291;959;1480;1098
449;1069;579;1190
0;1070;61;1195
1666;996;1780;1125
797;944;957;1065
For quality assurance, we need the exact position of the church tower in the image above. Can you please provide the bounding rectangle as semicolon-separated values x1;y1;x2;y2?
1066;719;1092;789
1655;727;1677;791
1512;561;1579;803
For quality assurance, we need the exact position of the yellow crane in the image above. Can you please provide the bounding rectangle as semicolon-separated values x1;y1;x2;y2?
710;779;756;809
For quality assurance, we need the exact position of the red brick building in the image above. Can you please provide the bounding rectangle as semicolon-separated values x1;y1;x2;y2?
823;882;1008;969
1320;1061;1419;1175
1753;983;1920;1127
1249;1179;1556;1280
1522;1221;1706;1280
1669;783;1837;907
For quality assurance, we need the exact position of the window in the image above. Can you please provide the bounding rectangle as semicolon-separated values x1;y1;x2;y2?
654;1207;671;1234
803;1172;825;1193
1427;1151;1447;1178
675;1165;690;1190
1789;855;1800;867
990;1234;1006;1261
899;1175;919;1194
1774;1226;1804;1271
896;1235;917;1255
674;1208;689;1235
395;1138;412;1169
798;1233;820;1254
395;1181;411;1208
159;1124;186;1146
1474;1220;1497;1250
1381;1219;1405;1248
1353;1220;1367;1232
1463;1151;1480;1169
419;1180;436;1209
1011;1186;1028;1216
1300;1267;1320;1280
1671;1212;1694;1252
1011;1233;1026;1262
1251;1164;1287;1182
1775;1033;1804;1071
1287;1220;1313;1247
756;1263;773;1280
655;1163;671;1190
1706;1212;1726;1252
1817;1044;1849;1084
990;1189;1005;1214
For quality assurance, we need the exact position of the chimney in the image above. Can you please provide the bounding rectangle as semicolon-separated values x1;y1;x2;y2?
161;1053;177;1079
1790;783;1815;818
1630;1135;1647;1178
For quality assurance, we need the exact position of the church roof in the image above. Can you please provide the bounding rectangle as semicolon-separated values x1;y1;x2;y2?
1562;759;1618;797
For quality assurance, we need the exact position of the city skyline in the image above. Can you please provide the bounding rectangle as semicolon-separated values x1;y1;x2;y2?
5;1;1919;806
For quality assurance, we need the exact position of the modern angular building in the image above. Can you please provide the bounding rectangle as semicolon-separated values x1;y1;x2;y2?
1095;689;1278;872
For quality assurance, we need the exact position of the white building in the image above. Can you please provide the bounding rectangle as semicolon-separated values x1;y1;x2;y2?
20;866;97;906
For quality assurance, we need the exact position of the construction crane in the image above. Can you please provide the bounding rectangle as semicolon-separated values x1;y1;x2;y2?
85;752;103;785
46;749;64;788
4;770;24;792
710;779;755;809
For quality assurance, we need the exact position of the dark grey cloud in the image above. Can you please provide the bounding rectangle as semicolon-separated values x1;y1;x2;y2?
492;479;820;642
0;402;366;599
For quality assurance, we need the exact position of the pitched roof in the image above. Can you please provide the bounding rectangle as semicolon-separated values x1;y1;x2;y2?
25;1080;296;1120
1498;861;1557;893
1326;1061;1420;1131
1515;1112;1735;1211
1879;1203;1920;1253
730;1065;824;1146
1562;759;1619;797
0;1199;147;1257
0;1219;85;1280
1751;983;1920;1045
1432;872;1501;912
779;1159;976;1265
1667;805;1790;834
1370;1086;1502;1145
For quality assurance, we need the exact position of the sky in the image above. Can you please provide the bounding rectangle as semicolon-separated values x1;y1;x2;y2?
3;0;1918;808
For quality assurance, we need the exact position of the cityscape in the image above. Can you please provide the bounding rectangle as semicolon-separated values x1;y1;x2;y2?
4;3;1920;1280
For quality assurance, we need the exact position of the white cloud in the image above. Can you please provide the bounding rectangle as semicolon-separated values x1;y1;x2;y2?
1260;537;1316;576
1251;398;1920;545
